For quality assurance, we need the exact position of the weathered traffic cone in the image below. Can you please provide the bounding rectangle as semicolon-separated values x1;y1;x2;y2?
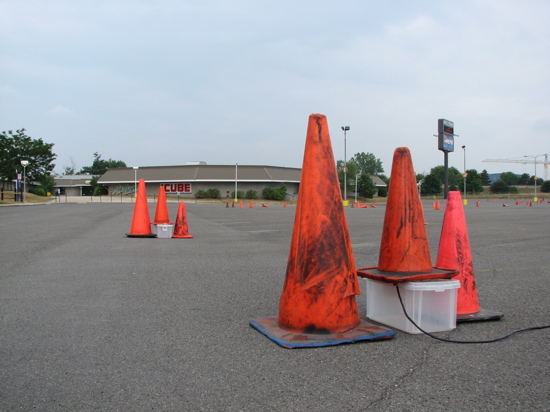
172;202;193;239
250;114;394;348
357;148;457;283
126;179;155;238
153;186;171;224
436;191;503;322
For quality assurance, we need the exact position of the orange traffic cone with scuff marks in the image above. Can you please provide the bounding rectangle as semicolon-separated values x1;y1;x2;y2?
250;114;394;348
153;186;171;224
357;148;457;283
172;202;193;239
436;191;503;322
126;179;155;238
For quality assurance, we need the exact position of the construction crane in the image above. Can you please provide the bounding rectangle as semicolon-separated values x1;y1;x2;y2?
483;154;548;180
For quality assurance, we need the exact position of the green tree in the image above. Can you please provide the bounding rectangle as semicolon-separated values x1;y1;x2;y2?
351;152;384;175
499;171;519;186
541;180;550;193
337;159;359;197
357;173;376;198
429;165;462;189
78;152;126;175
517;173;530;185
0;129;56;185
528;176;544;186
465;169;484;194
480;169;491;185
421;173;442;195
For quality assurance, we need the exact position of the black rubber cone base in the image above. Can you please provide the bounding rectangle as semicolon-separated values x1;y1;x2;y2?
126;233;157;238
457;308;504;323
249;317;395;349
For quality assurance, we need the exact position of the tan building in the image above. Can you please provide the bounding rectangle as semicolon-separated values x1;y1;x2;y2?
98;164;302;201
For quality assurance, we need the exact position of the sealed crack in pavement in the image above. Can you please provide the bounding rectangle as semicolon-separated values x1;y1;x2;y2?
364;347;429;411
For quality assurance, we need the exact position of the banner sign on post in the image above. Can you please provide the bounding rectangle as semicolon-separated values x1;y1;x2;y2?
438;119;455;152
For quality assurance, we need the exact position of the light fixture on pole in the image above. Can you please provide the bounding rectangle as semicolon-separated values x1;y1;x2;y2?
462;145;467;205
341;126;350;206
133;167;139;198
524;154;544;202
20;160;29;202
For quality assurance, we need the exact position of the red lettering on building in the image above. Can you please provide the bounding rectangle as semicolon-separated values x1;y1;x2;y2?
163;183;191;193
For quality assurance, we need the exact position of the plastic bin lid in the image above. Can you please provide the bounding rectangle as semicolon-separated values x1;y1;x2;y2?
401;279;460;292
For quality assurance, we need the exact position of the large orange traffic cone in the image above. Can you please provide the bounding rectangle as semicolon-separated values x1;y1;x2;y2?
250;114;394;348
436;191;503;322
126;179;155;238
358;148;457;283
172;202;193;239
153;186;171;224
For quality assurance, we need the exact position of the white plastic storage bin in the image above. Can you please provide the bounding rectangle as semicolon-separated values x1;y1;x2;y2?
152;223;174;238
365;278;460;334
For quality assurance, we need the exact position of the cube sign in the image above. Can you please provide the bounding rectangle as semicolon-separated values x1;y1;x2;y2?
438;119;454;152
162;183;192;193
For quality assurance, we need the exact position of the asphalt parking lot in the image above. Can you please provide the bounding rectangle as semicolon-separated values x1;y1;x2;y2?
1;199;549;411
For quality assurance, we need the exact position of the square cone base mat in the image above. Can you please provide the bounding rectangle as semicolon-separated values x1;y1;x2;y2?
457;308;504;323
250;317;395;349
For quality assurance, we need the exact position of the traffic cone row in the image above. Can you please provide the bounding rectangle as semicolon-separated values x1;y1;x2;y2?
126;180;192;239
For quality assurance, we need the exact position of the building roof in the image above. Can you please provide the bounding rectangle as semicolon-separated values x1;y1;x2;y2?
53;175;96;187
98;165;302;184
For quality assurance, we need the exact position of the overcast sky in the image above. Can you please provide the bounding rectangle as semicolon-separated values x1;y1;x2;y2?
1;0;548;178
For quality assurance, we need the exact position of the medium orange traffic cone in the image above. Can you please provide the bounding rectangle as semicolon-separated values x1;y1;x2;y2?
153;186;171;224
435;200;441;210
249;200;253;208
283;202;287;208
239;200;243;208
172;202;193;239
436;191;503;322
250;114;394;348
126;179;155;238
358;148;457;283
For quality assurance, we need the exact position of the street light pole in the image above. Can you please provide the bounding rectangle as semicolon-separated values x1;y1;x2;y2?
133;166;139;198
462;145;467;205
355;173;361;203
21;160;29;202
234;163;238;203
341;126;350;205
524;154;544;202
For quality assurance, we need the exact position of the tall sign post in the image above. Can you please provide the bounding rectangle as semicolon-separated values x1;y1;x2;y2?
438;119;455;199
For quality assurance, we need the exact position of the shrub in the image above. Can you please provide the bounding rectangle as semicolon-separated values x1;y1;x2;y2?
245;190;258;199
196;189;220;199
377;187;387;197
541;180;550;193
490;180;518;194
29;187;46;197
93;186;107;196
230;191;244;199
262;185;286;201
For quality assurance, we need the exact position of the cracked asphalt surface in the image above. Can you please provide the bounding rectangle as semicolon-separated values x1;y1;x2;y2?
1;199;548;411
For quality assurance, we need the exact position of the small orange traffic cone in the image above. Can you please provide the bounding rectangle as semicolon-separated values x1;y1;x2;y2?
262;203;268;208
127;179;155;238
436;191;503;322
370;204;377;208
435;200;441;210
249;200;253;208
284;202;287;208
153;186;171;224
476;200;480;207
250;114;394;348
232;201;235;208
351;202;354;208
358;148;457;283
172;202;193;239
226;202;229;208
